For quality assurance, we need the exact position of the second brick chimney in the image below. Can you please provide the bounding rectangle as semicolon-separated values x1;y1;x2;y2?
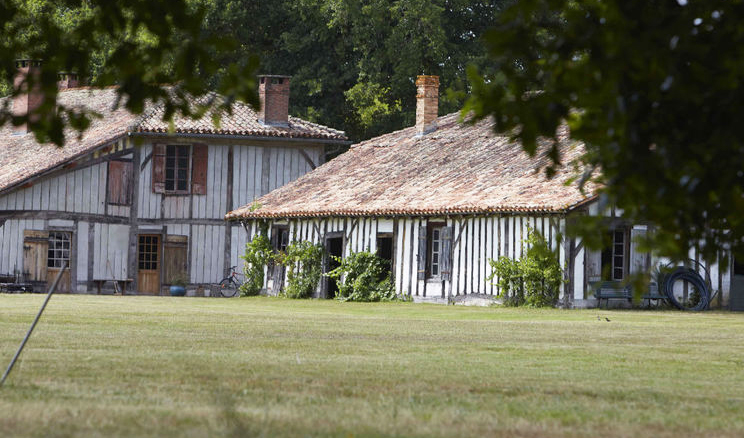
258;75;291;127
57;72;80;90
12;59;43;133
415;75;439;136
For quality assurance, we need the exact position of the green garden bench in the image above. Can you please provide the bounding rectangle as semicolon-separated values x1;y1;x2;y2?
593;281;632;308
641;282;666;307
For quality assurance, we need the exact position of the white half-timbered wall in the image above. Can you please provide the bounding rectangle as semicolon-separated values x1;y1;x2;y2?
0;136;324;293
242;215;568;301
582;202;731;307
244;203;733;307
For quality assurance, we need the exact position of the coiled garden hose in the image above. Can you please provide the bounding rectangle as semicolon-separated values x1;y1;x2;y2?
661;266;710;311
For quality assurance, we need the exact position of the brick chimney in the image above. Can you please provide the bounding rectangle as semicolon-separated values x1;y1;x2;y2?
12;59;43;133
415;75;439;135
57;72;80;90
258;75;291;127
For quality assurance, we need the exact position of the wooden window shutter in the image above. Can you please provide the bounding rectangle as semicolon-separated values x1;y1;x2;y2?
108;160;133;205
417;225;427;280
441;226;453;281
191;143;208;195
152;143;166;193
23;230;49;282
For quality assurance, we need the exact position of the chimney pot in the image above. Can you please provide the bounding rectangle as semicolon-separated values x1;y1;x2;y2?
258;75;291;127
416;75;439;136
57;72;80;90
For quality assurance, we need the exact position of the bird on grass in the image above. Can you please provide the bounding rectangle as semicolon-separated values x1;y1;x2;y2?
605;317;611;322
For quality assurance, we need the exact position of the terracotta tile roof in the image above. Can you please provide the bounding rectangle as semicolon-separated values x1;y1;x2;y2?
0;88;135;194
226;112;597;220
0;88;347;193
133;92;347;140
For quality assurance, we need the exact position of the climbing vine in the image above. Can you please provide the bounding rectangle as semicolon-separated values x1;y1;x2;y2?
239;232;274;296
278;241;324;299
326;250;396;302
487;228;564;307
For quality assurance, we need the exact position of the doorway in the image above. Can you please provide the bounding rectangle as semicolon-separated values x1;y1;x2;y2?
138;234;161;294
325;235;344;299
376;233;394;281
47;231;72;292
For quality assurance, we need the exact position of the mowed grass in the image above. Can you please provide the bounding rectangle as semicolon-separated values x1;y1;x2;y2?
0;295;743;438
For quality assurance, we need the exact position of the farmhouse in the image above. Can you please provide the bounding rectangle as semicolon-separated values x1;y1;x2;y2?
0;61;348;294
226;75;737;308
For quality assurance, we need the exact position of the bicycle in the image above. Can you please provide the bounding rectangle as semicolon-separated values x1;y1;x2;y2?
218;265;243;297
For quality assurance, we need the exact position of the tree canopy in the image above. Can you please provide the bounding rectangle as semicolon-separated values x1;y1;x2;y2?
466;0;744;260
1;0;258;145
201;0;506;143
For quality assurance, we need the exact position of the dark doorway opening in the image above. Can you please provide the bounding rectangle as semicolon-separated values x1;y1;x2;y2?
376;234;393;280
325;236;343;299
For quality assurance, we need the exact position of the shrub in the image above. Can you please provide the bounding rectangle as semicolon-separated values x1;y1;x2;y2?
278;241;323;299
487;228;564;307
326;250;397;302
239;233;274;296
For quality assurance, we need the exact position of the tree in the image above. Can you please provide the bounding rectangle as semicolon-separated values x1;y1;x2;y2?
202;0;507;143
1;0;258;146
466;0;744;261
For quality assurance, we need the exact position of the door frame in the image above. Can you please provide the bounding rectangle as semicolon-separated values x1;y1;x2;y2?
137;233;163;294
47;229;74;293
323;232;345;299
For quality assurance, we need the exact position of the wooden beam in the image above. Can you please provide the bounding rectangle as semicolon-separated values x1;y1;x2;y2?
452;218;468;248
345;218;359;242
298;149;317;170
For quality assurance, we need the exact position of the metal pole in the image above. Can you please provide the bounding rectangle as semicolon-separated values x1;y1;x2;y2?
0;261;67;387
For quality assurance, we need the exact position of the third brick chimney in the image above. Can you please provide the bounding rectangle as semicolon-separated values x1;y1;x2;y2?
415;75;439;135
258;75;291;127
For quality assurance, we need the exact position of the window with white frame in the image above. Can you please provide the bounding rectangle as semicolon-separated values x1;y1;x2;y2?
47;232;71;268
428;225;444;278
601;228;627;281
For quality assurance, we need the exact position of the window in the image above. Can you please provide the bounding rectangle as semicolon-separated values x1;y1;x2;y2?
152;143;207;195
418;224;452;281
430;227;442;277
601;229;627;281
165;145;191;193
47;232;71;268
425;223;445;278
138;235;160;271
272;226;289;252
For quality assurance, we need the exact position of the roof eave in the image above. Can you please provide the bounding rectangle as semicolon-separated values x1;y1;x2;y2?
130;130;351;145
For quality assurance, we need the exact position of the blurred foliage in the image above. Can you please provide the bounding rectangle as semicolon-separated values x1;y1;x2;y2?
1;0;258;146
466;0;744;261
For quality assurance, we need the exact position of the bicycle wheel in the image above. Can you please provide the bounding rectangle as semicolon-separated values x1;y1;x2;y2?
219;278;239;297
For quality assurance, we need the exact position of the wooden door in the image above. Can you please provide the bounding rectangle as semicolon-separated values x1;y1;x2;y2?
47;231;72;292
138;235;161;294
23;230;48;288
163;235;188;285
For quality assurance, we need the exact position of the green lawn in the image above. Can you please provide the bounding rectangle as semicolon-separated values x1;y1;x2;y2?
0;295;743;437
